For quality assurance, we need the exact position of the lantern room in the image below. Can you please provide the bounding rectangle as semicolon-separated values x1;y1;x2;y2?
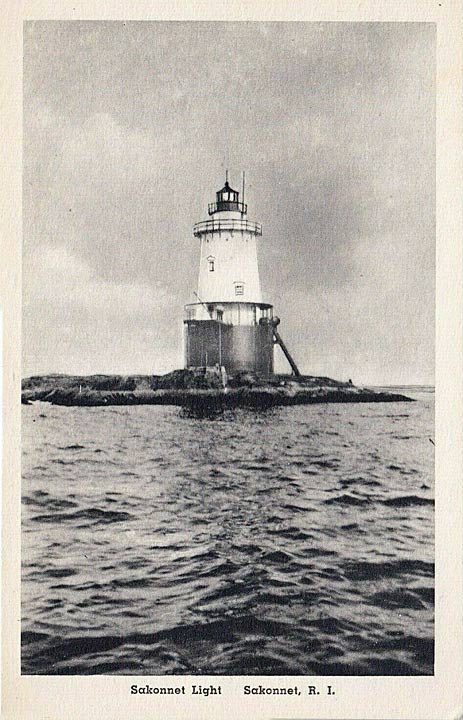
208;181;247;216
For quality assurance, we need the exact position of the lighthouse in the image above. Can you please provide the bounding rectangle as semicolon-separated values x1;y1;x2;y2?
184;174;275;375
184;174;301;377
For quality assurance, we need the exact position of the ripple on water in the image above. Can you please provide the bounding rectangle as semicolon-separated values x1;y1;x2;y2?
21;394;434;675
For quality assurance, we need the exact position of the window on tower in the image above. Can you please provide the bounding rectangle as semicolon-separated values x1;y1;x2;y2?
208;258;215;272
234;282;244;296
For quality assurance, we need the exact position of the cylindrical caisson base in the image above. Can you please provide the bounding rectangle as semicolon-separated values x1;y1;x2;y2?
184;302;274;376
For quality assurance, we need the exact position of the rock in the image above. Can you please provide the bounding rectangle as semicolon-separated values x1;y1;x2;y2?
21;370;414;407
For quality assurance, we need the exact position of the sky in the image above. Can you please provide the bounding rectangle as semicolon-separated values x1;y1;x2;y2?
23;21;435;384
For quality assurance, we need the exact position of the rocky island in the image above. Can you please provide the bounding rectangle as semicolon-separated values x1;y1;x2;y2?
22;369;413;409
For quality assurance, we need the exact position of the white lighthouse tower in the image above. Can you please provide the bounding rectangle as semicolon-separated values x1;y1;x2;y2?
184;174;301;377
184;174;275;375
197;178;262;305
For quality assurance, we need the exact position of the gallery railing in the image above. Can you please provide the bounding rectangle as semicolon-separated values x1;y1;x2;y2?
208;201;247;215
193;218;262;237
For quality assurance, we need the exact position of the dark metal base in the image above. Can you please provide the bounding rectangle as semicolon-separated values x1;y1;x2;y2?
184;319;274;375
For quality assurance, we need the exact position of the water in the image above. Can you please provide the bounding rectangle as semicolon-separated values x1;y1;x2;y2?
22;388;434;675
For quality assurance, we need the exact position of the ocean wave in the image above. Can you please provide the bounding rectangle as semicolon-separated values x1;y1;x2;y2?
22;397;434;675
30;508;132;525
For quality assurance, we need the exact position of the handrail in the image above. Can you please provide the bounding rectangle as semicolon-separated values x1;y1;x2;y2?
184;301;274;325
184;301;273;311
193;218;262;237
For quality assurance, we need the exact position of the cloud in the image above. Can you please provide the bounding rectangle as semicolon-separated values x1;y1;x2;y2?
23;243;178;375
23;21;435;383
24;242;172;317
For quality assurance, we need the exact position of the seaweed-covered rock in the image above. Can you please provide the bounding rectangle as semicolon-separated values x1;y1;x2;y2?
156;367;223;390
21;369;414;407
